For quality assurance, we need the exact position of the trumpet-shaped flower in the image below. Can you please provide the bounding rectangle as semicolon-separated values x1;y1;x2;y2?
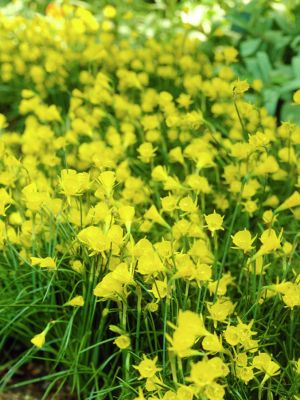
59;169;90;199
231;229;256;253
77;226;110;255
134;355;161;379
204;211;224;233
64;295;84;307
31;256;57;270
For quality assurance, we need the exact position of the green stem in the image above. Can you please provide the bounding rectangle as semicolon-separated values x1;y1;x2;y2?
233;97;247;140
213;180;246;301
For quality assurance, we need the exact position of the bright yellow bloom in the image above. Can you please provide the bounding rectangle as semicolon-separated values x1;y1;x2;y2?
77;226;110;255
31;330;47;349
119;205;135;231
93;274;123;300
204;211;224;233
208;299;235;323
137;251;165;275
253;353;280;383
204;382;226;400
31;257;56;270
144;205;169;228
151;279;168;299
257;229;281;255
0;188;12;216
276;191;300;212
0;114;8;129
133;355;161;379
224;325;240;346
114;335;131;349
187;357;229;387
293;89;300;104
231;229;256;253
64;295;84;307
59;169;90;199
233;79;249;95
103;5;117;18
236;365;254;384
137;142;156;163
202;334;224;353
98;171;116;197
271;282;300;309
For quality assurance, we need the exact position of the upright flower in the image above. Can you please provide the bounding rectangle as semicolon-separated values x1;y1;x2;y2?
204;211;224;234
133;355;161;379
231;229;256;253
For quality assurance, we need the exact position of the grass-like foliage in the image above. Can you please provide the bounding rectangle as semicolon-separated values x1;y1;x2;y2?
0;2;299;400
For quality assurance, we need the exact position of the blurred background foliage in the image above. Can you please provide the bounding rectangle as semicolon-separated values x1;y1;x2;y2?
1;0;300;122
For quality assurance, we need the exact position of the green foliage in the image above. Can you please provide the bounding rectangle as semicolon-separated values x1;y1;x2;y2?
225;0;300;121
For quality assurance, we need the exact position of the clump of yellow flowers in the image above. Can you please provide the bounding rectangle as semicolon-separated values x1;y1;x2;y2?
0;3;299;400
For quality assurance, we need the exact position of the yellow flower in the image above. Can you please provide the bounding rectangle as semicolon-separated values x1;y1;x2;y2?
293;89;300;104
177;310;209;337
133;355;161;379
111;262;135;286
0;113;8;129
236;366;254;384
187;357;229;387
183;111;203;129
64;295;84;307
70;260;84;274
233;79;249;95
281;283;300;309
176;386;194;400
262;210;276;224
31;256;57;270
253;353;280;383
194;263;212;282
103;5;117;19
77;226;110;255
114;335;131;350
207;298;235;323
204;382;226;400
276;191;300;212
223;46;238;63
31;328;48;349
133;388;146;400
137;142;156;163
202;333;224;353
98;171;116;197
118;205;135;232
167;329;197;358
204;211;224;233
0;188;12;216
151;165;169;182
167;310;209;357
93;273;123;300
252;79;263;92
144;205;169;228
295;358;300;374
59;169;90;199
150;279;168;299
146;302;159;313
224;325;240;346
257;229;281;255
137;251;165;275
178;196;198;213
231;229;256;253
22;183;49;212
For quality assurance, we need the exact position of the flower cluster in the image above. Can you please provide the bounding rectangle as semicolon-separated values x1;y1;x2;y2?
0;3;299;400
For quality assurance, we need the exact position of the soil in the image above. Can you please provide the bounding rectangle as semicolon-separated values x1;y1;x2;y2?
0;362;75;400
